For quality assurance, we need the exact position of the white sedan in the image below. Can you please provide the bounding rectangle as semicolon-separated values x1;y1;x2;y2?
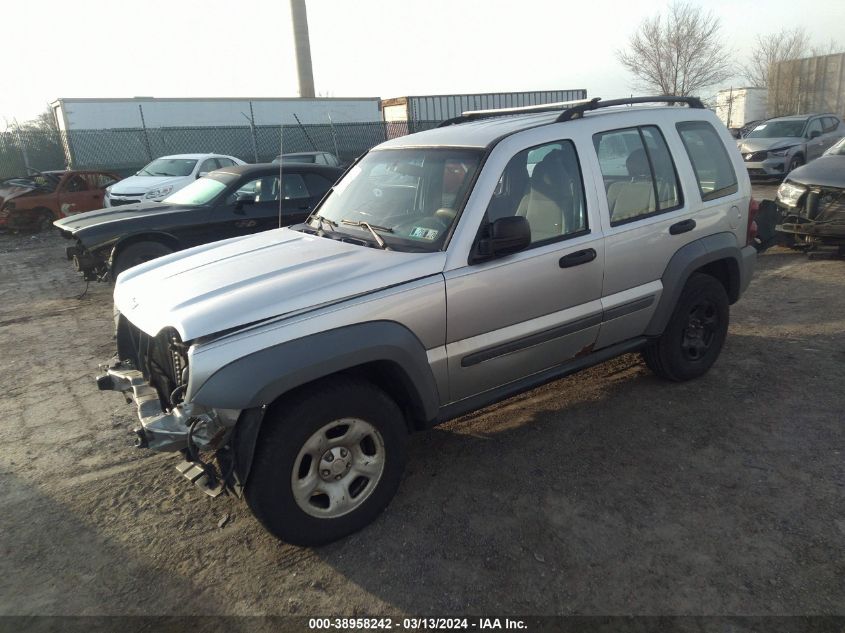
104;153;246;207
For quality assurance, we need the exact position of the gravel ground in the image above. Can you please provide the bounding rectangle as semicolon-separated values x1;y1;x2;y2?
0;184;842;617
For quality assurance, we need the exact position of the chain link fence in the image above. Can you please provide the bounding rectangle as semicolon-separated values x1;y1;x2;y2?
0;121;442;180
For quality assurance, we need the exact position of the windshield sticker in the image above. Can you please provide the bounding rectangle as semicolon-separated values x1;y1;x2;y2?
410;227;439;240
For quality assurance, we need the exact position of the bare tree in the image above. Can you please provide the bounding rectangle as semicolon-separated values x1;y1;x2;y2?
742;27;810;88
617;2;733;97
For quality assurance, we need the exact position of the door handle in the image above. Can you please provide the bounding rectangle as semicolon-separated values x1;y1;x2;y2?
559;248;597;268
669;219;696;235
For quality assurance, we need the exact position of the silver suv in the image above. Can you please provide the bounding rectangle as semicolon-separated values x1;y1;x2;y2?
98;96;757;545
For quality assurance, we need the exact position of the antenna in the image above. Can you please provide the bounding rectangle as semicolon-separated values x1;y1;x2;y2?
278;119;284;228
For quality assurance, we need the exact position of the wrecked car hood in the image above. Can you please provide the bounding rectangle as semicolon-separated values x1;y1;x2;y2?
54;202;184;233
737;137;802;153
784;155;845;189
113;228;447;340
0;184;45;207
110;175;186;195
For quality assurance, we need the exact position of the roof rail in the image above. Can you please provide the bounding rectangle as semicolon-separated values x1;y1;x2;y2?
437;98;598;128
555;96;704;122
436;95;704;128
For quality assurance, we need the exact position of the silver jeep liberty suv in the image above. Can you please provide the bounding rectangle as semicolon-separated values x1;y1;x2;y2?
99;96;757;545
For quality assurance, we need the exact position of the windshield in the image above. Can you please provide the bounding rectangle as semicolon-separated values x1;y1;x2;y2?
825;137;845;156
307;148;482;252
138;158;198;177
746;120;806;139
163;175;229;205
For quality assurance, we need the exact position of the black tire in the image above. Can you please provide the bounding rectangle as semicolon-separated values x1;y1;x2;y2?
786;155;803;174
245;377;408;546
112;241;173;277
642;273;729;382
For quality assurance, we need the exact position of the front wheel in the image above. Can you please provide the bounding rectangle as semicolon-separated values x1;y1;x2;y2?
112;241;173;278
642;273;729;382
245;377;408;546
786;155;803;174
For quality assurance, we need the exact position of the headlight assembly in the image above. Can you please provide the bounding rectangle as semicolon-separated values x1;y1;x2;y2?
777;181;806;207
145;185;174;199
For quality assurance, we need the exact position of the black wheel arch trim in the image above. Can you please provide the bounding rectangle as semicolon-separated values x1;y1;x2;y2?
109;231;182;267
191;320;441;424
645;232;753;337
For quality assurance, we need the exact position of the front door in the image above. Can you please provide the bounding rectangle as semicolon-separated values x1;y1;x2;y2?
445;139;605;402
57;173;103;216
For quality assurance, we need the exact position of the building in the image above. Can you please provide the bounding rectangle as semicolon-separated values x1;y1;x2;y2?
769;53;845;118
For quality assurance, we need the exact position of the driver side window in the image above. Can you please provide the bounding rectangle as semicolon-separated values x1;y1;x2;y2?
486;140;587;245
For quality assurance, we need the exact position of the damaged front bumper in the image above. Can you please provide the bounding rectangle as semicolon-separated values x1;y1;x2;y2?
97;362;239;496
66;243;109;281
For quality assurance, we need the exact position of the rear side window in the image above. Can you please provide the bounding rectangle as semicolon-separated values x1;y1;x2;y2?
593;125;682;225
676;121;738;201
303;173;334;199
283;174;310;200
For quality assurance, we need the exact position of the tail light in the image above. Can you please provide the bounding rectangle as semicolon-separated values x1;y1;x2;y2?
747;198;759;246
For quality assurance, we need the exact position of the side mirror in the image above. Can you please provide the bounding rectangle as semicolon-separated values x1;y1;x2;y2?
809;130;821;139
473;216;531;262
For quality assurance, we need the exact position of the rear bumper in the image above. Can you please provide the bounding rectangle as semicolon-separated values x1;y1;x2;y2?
739;244;757;296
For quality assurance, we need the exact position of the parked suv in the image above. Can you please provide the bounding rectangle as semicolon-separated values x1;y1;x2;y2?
737;113;844;178
97;96;757;545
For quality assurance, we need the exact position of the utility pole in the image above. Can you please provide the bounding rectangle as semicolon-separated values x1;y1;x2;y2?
290;0;316;98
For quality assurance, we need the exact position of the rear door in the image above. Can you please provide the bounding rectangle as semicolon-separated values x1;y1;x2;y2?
589;119;742;348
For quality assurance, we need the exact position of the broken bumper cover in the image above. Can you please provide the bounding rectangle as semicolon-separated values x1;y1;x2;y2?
66;244;108;281
96;364;231;453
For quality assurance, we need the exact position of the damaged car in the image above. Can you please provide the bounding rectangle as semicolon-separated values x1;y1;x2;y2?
775;136;845;254
94;96;757;545
737;113;844;179
0;170;121;231
55;163;342;281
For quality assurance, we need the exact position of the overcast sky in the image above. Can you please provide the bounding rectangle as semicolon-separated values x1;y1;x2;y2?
3;0;844;124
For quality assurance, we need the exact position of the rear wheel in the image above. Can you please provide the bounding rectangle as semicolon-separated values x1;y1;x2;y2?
112;241;173;277
643;273;729;382
245;377;408;546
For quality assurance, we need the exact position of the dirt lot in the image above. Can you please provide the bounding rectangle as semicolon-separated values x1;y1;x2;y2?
0;186;843;617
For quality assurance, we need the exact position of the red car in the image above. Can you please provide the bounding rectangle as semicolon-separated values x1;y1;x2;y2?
0;170;121;231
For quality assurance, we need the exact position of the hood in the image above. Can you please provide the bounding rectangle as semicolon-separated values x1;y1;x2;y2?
0;183;44;207
785;155;845;189
737;137;802;153
54;201;183;233
110;174;188;195
113;228;447;340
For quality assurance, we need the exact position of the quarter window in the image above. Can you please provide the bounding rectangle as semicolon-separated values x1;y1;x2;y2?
486;140;587;245
593;125;682;225
676;121;738;201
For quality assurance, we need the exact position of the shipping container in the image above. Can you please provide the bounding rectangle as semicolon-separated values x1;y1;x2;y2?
50;97;382;132
715;88;767;128
381;90;587;131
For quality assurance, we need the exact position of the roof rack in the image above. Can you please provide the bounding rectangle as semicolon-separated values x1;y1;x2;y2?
555;95;704;122
436;95;704;128
437;98;597;127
